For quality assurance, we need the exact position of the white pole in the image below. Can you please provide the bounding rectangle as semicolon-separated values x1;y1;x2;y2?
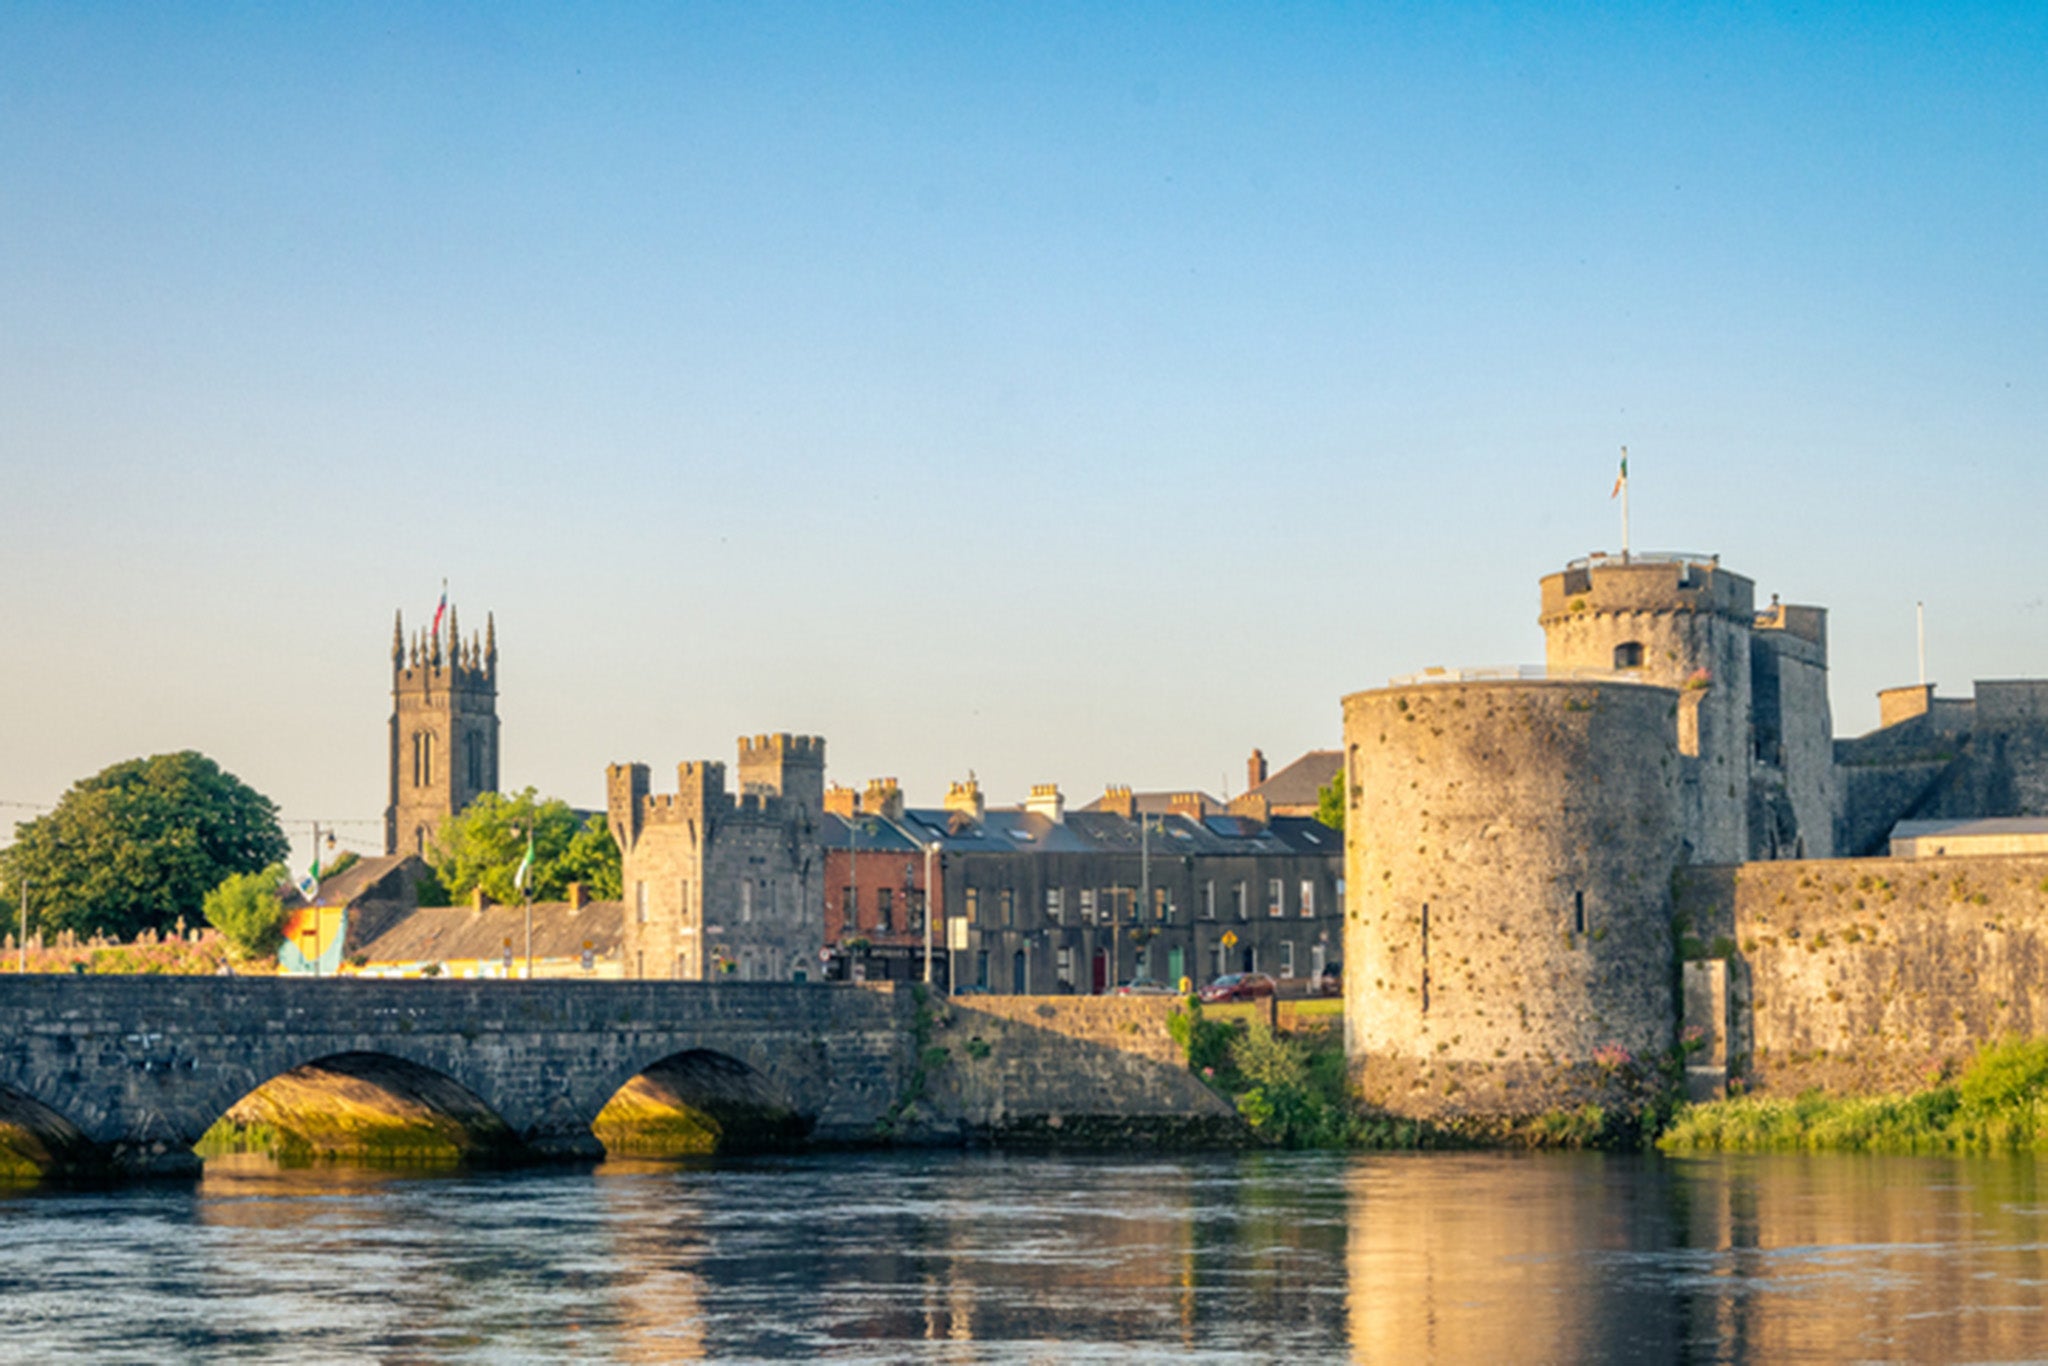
17;875;27;975
1917;601;1927;686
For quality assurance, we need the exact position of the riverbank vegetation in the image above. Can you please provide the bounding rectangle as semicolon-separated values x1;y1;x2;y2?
1662;1037;2048;1155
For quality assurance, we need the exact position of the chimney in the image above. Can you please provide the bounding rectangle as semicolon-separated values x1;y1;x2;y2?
1169;792;1206;821
470;885;490;912
1100;784;1136;819
1025;783;1065;823
824;784;858;819
861;777;905;821
1248;748;1269;792
567;881;588;911
943;778;985;821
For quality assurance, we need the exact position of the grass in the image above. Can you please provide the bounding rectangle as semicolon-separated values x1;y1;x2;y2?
1662;1037;2048;1155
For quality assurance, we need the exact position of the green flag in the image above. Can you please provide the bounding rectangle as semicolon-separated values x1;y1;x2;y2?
513;830;535;898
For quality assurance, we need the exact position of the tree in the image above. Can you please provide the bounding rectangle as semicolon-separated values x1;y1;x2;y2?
204;865;290;960
426;788;621;905
1315;769;1345;833
1;752;288;941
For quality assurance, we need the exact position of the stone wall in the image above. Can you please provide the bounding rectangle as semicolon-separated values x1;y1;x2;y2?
1343;679;1684;1121
918;995;1237;1142
1675;854;2048;1095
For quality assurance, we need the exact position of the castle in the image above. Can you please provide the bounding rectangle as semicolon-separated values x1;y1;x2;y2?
1343;551;2048;1120
606;735;827;983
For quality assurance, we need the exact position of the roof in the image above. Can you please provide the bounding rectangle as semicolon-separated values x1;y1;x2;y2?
1075;790;1226;816
1891;817;2048;839
852;807;1334;859
292;853;427;909
356;899;625;964
1246;750;1342;809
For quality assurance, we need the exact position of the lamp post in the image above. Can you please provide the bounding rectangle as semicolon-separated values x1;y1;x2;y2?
921;839;938;985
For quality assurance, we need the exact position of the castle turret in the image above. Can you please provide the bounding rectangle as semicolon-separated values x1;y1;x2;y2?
385;600;500;857
735;733;826;820
1539;553;1754;862
1344;676;1684;1121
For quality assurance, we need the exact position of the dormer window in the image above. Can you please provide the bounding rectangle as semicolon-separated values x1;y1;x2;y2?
1613;641;1644;669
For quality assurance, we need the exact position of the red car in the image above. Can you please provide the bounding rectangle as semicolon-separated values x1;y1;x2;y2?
1199;971;1277;1004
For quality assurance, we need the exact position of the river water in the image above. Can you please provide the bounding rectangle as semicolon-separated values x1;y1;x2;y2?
2;1149;2046;1362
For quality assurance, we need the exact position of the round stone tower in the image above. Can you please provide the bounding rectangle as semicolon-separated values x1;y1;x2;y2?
1342;676;1684;1122
1538;553;1754;863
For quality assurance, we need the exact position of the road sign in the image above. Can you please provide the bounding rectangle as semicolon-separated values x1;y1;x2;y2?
1221;930;1238;947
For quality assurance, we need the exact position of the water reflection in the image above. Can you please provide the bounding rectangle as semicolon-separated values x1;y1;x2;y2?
1343;1152;2048;1363
1;1150;2045;1360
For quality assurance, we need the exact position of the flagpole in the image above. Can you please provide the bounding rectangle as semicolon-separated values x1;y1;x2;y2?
1620;446;1631;563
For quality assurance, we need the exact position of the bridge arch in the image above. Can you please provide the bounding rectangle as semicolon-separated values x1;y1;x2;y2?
195;1050;527;1165
589;1047;813;1156
0;1084;98;1182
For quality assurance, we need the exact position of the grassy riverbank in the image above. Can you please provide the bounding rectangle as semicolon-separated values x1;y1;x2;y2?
1661;1037;2048;1155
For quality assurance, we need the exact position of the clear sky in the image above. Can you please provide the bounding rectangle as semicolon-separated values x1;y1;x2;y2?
3;2;2045;860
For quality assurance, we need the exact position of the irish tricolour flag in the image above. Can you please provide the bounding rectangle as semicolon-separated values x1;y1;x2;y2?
1611;449;1629;499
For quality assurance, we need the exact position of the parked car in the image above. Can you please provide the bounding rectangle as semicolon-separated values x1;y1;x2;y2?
1198;971;1277;1004
1114;977;1178;996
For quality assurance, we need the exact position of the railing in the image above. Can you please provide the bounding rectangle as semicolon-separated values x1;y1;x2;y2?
1385;664;1651;687
1563;550;1720;571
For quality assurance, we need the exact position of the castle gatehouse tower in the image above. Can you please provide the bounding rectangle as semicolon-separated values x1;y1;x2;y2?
385;605;499;857
1342;676;1684;1121
1539;554;1756;863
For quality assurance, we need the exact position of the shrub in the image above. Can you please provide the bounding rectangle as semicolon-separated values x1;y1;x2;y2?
203;865;291;960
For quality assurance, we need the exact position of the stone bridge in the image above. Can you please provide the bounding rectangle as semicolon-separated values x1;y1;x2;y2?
0;978;1235;1177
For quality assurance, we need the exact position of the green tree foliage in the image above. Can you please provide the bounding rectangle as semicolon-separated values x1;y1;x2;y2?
1315;769;1345;833
204;865;290;960
1;752;287;940
426;788;621;905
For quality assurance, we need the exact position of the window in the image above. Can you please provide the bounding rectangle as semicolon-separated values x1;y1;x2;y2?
1079;888;1097;922
1281;942;1296;978
1232;881;1248;921
635;882;648;924
1267;878;1285;918
907;890;924;932
1056;945;1074;988
965;887;980;925
1152;886;1169;922
1614;641;1644;669
679;879;691;925
1000;889;1015;927
1046;887;1063;922
1202;880;1216;920
1336;878;1345;915
976;950;990;989
740;881;754;922
1300;880;1315;918
877;887;894;932
1574;890;1586;936
841;885;857;930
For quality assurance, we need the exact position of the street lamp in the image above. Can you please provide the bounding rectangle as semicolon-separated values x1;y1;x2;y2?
920;839;939;985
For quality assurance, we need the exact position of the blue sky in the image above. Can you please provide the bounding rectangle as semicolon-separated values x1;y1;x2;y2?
3;3;2045;857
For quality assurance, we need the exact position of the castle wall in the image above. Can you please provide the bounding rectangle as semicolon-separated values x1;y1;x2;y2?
1675;854;2048;1096
1343;679;1684;1121
1750;616;1838;859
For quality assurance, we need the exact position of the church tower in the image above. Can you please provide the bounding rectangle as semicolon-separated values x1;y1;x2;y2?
385;603;500;856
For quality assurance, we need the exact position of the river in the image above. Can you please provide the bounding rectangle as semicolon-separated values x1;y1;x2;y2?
2;1149;2045;1362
